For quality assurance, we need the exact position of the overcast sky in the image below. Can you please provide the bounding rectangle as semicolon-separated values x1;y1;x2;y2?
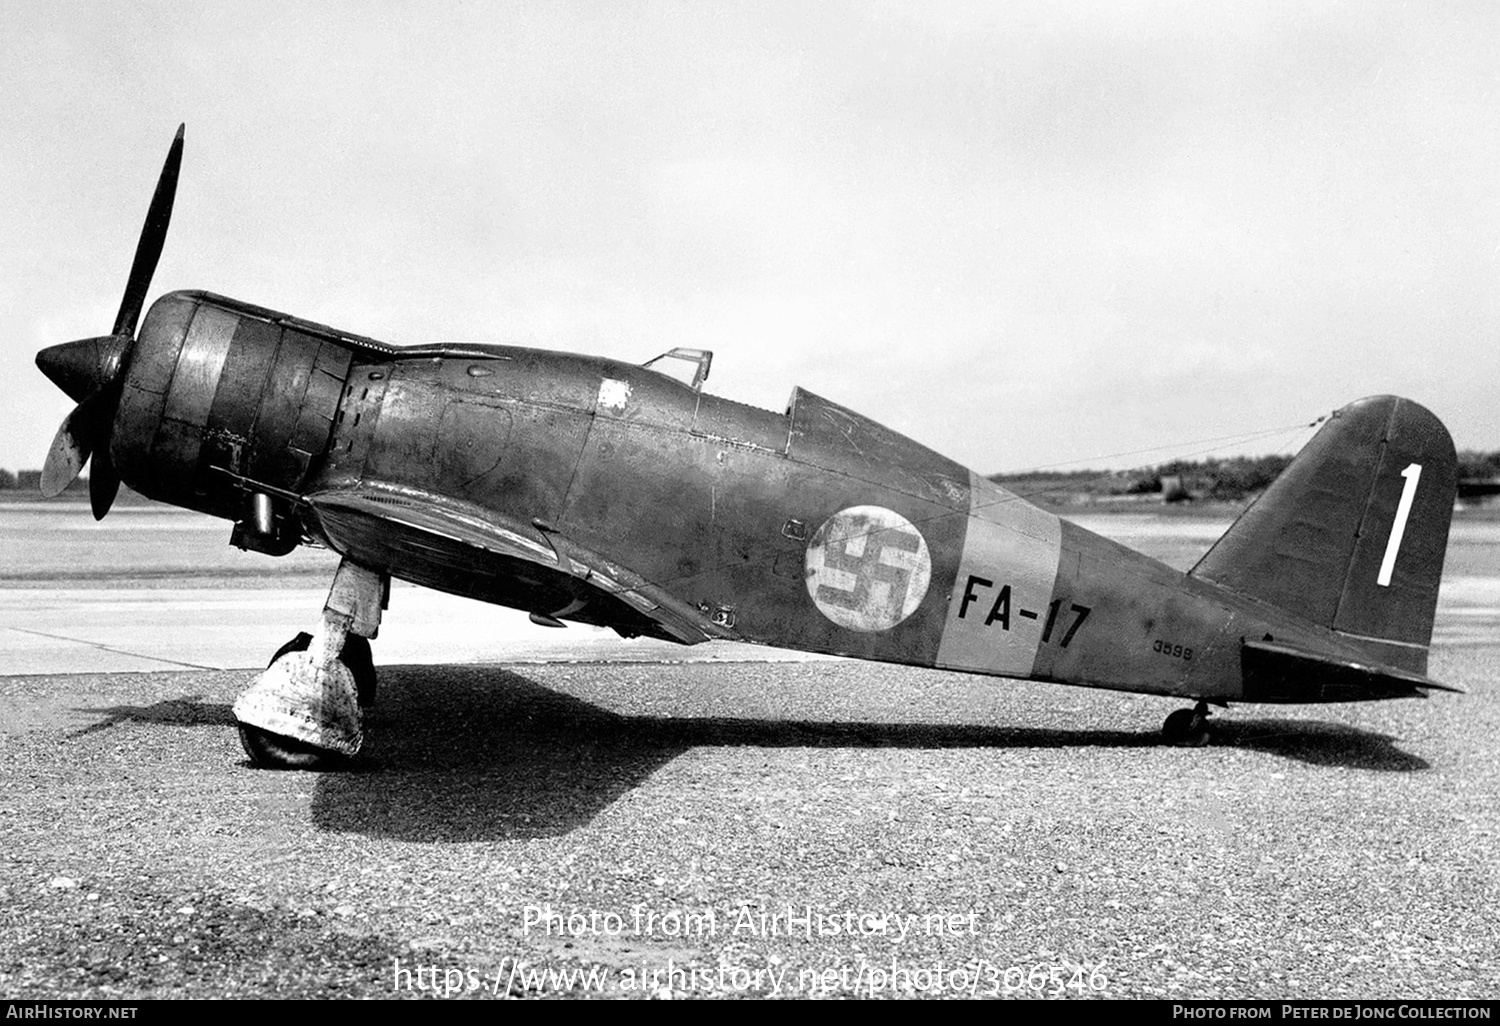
3;0;1496;476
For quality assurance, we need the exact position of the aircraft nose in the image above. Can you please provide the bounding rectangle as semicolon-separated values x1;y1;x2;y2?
36;335;130;403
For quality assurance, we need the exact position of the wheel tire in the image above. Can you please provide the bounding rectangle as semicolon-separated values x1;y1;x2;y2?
267;631;377;706
237;723;341;770
1162;708;1211;747
269;631;314;665
340;634;378;707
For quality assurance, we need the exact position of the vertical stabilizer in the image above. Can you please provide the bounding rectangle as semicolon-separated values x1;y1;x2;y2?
1190;396;1455;673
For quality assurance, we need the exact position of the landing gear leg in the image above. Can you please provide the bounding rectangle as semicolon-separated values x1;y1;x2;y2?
233;559;386;769
1162;700;1212;748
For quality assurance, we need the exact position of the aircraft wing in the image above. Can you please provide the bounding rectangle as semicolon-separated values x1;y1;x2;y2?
1240;637;1463;703
302;482;730;646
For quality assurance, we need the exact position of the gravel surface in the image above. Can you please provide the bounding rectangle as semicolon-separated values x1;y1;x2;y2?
0;651;1495;1000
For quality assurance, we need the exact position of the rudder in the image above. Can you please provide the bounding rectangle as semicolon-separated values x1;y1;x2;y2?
1190;396;1455;673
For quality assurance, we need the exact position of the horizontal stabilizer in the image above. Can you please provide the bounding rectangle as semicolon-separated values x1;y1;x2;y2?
1240;638;1462;704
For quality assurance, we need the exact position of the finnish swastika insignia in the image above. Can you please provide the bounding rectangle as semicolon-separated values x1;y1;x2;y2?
805;506;932;632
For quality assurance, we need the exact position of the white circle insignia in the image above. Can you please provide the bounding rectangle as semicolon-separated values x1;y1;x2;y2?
804;506;932;632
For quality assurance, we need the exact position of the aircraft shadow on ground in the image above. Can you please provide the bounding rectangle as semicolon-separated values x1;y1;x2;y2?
69;694;232;736
302;665;1428;843
1210;719;1429;772
63;669;1427;842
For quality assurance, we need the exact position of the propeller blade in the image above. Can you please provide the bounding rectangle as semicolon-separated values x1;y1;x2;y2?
90;445;121;521
41;412;93;498
39;389;114;497
112;123;184;339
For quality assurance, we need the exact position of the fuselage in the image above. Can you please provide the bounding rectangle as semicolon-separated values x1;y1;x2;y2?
116;290;1384;705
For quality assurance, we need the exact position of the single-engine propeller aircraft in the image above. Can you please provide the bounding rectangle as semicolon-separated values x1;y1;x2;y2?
36;127;1460;768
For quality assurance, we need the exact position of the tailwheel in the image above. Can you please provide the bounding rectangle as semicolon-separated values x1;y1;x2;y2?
269;631;377;706
237;723;345;771
1162;703;1212;747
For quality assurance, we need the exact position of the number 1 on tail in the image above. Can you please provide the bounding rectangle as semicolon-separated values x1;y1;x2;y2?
1377;463;1422;587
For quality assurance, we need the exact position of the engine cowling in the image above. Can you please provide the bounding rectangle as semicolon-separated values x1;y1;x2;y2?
112;290;353;545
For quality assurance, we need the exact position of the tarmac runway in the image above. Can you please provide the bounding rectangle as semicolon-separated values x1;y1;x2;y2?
0;585;814;675
1;503;1496;1000
3;506;1495;676
0;502;821;674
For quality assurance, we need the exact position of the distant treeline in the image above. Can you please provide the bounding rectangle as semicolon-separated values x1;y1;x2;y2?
3;450;1498;503
990;451;1500;505
1124;455;1294;502
0;470;86;492
1460;450;1500;479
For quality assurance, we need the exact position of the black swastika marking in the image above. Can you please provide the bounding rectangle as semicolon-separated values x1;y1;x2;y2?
816;520;922;620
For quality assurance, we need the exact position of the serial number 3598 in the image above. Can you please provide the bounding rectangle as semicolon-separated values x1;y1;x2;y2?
1152;639;1193;661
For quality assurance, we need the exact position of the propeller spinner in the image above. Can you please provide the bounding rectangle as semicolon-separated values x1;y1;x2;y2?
36;124;184;519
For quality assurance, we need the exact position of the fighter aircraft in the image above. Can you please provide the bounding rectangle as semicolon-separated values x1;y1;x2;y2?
35;127;1460;768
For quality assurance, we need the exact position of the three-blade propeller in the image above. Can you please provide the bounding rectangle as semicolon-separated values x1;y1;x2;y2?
36;124;184;519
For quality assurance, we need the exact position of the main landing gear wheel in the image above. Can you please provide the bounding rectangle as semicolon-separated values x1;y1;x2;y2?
236;630;379;770
237;723;344;771
233;559;385;771
1162;703;1212;747
268;631;378;707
